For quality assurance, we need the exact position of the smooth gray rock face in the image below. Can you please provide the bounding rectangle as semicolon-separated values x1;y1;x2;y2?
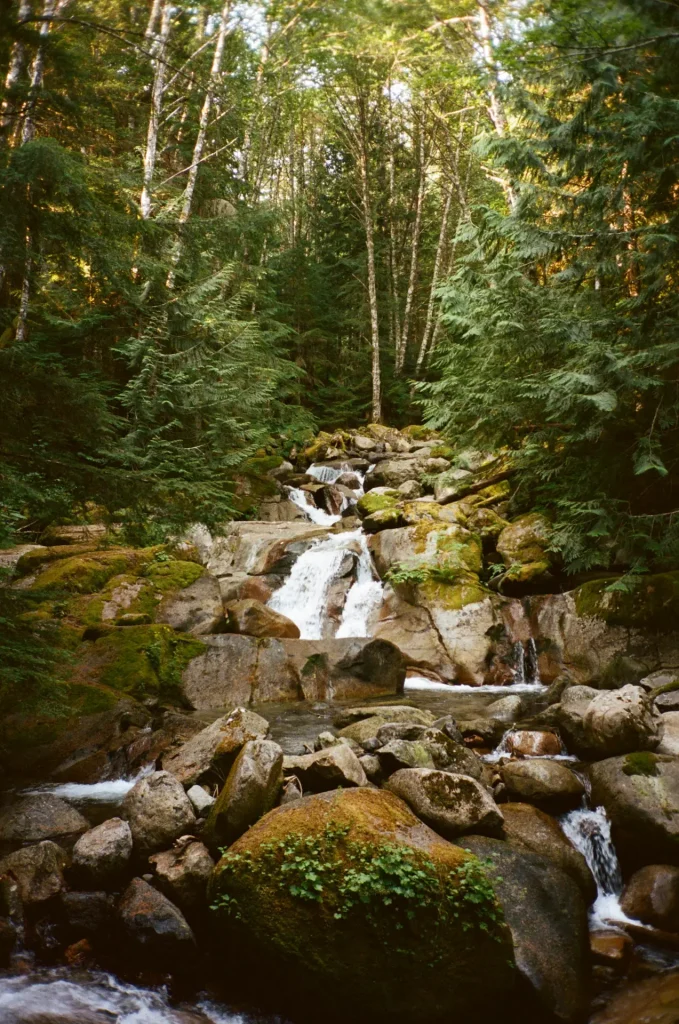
500;759;585;812
122;771;196;854
207;739;284;846
386;768;504;839
0;841;67;903
155;572;225;635
149;839;215;913
118;877;196;964
72;817;132;886
590;754;679;867
582;685;661;757
161;707;270;786
283;744;368;792
0;794;89;851
463;837;589;1023
186;785;215;815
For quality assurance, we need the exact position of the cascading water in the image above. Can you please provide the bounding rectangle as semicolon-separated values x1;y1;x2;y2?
336;531;383;638
561;805;641;930
286;487;341;526
513;638;541;685
268;531;358;638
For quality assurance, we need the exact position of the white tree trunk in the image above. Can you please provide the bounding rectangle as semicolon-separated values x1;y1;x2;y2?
477;0;516;210
144;0;163;43
140;1;172;219
166;0;231;289
416;186;452;373
396;127;427;373
1;0;32;137
357;108;381;422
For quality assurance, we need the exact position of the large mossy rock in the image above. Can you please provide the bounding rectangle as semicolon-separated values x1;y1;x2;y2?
369;522;482;579
209;788;515;1023
463;837;589;1023
590;753;679;868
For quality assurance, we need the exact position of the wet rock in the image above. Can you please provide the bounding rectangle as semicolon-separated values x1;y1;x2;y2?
503;730;564;758
590;929;632;968
0;841;67;903
334;705;436;730
118;877;196;966
155;573;225;635
122;771;196;854
225;599;300;639
0;795;89;852
500;759;585;812
377;739;436;773
464;836;589;1023
59;891;115;940
386;769;503;839
283;744;367;792
149;839;214;913
205;521;327;578
161;707;270;786
655;691;679;713
72;818;132;887
620;864;679;931
186;786;215;815
589;969;679;1024
283;637;406;702
501;803;595;901
373;588;456;681
590;753;679;867
487;694;524;723
206;739;283;846
209;788;515;1022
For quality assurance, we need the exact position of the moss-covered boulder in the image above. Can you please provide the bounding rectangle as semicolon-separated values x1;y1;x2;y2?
369;523;483;581
356;488;400;518
209;788;515;1022
574;572;679;632
75;624;204;703
362;508;406;533
497;513;552;567
28;548;153;595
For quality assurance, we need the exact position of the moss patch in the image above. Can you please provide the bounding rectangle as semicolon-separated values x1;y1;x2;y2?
574;572;679;632
75;624;204;703
357;490;400;517
622;752;660;777
29;548;156;595
16;543;104;576
419;578;489;611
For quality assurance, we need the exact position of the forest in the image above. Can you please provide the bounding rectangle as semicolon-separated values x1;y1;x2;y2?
0;0;677;571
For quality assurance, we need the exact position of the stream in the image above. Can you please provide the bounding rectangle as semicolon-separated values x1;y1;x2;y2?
3;463;678;1022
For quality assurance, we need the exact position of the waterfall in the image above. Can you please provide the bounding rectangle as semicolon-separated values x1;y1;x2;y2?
561;806;640;929
287;487;341;526
268;532;359;638
336;532;383;637
513;638;541;685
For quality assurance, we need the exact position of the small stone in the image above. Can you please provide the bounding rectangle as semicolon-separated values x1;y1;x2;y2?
162;707;270;787
149;840;214;912
500;759;585;812
122;771;196;854
621;864;679;931
590;930;632;967
0;842;66;903
386;769;504;839
206;739;283;845
283;744;367;792
186;785;215;816
118;877;196;966
377;740;436;774
280;776;303;804
225;599;300;639
503;731;564;758
358;754;381;782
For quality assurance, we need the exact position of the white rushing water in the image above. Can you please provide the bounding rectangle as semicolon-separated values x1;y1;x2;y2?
405;676;545;693
286;487;340;526
561;805;643;930
513;638;541;686
0;970;250;1024
24;765;154;804
336;531;383;637
483;728;576;763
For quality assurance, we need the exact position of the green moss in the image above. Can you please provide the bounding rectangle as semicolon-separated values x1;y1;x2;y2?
419;577;488;610
16;543;104;576
75;624;204;703
574;572;679;631
142;558;204;592
240;455;284;476
356;490;400;517
29;548;155;595
402;425;438;441
465;480;512;507
363;508;405;533
622;752;660;777
430;445;456;460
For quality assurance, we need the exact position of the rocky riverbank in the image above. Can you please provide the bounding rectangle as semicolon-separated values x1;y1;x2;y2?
3;423;679;1023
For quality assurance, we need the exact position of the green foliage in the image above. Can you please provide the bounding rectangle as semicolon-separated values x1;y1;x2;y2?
212;823;504;953
623;752;660;778
385;561;477;588
418;0;679;573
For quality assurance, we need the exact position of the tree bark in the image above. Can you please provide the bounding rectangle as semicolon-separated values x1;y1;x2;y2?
477;0;516;210
165;0;231;289
356;94;381;422
1;0;32;140
416;185;452;372
396;124;427;373
140;1;172;219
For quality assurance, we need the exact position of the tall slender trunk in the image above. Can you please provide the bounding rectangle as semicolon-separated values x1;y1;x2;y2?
166;1;231;289
140;1;172;219
144;0;163;43
416;186;452;373
20;0;70;145
15;229;32;342
1;0;32;139
396;125;427;373
357;97;381;423
387;85;401;363
477;0;516;210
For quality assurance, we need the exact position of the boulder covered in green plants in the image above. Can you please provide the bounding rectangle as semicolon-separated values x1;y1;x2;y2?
209;787;515;1021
